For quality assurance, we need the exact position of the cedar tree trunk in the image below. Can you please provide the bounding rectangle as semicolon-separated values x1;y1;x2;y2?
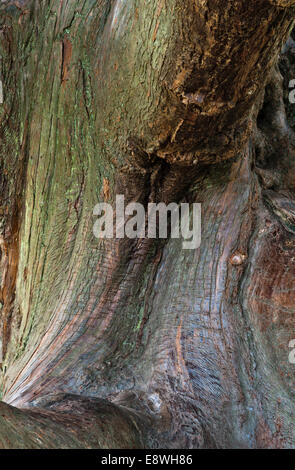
0;0;295;449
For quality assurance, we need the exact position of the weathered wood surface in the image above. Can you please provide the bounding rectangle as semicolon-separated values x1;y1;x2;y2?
0;0;295;448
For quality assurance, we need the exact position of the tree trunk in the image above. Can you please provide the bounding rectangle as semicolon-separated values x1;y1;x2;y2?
1;0;295;448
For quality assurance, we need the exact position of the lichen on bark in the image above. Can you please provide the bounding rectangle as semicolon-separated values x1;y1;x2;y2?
0;0;295;449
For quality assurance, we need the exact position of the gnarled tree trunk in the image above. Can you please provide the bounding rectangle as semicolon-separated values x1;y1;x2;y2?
0;0;295;449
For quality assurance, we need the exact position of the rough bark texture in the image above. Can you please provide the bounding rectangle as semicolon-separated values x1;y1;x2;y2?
0;0;295;448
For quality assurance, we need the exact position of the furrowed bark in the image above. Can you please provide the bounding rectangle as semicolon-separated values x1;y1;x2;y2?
0;0;295;448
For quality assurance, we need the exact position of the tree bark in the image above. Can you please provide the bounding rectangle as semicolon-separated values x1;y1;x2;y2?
0;0;295;448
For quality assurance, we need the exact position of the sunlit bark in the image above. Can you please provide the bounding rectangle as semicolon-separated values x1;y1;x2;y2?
0;0;295;448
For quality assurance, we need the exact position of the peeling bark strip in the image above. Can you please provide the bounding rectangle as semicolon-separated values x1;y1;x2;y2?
61;36;72;84
0;80;3;104
0;2;30;361
0;0;295;449
0;211;20;359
